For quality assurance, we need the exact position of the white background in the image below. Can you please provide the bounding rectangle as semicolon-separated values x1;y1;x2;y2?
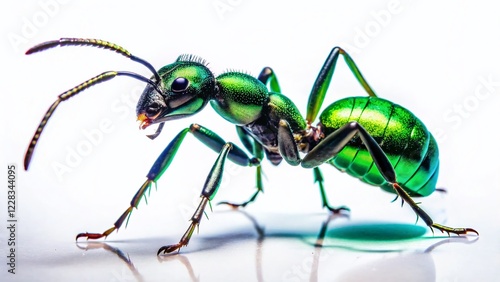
1;0;500;281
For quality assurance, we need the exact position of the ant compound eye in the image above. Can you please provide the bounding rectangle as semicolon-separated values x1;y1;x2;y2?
171;77;189;93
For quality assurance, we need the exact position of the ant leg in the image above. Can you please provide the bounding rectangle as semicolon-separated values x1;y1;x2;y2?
302;121;478;236
307;46;377;123
313;167;350;214
77;125;258;242
218;126;264;209
158;143;233;255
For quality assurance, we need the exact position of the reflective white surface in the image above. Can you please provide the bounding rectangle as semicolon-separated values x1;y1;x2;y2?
2;1;500;281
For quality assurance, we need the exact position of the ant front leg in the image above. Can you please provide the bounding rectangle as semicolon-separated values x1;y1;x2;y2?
301;122;478;236
76;129;191;241
77;124;259;245
158;143;232;255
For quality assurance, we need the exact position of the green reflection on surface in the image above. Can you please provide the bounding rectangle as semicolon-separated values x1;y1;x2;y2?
328;222;427;241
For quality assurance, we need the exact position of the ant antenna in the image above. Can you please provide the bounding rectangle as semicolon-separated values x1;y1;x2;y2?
26;38;161;83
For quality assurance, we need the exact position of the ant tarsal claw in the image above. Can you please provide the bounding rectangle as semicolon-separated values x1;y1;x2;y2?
157;244;182;256
76;232;105;241
217;201;247;209
75;226;116;241
325;205;351;215
431;224;479;236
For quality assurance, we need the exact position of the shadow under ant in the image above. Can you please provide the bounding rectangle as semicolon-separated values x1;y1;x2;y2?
75;209;478;282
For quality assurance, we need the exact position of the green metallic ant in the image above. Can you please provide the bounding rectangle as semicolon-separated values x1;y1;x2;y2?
24;38;478;255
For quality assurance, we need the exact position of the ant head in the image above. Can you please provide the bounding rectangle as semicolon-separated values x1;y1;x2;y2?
136;55;215;132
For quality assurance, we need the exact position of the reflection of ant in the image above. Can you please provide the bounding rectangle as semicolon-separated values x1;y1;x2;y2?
228;210;266;282
75;211;478;282
157;254;199;282
228;210;477;282
158;210;266;282
76;242;144;282
302;215;479;282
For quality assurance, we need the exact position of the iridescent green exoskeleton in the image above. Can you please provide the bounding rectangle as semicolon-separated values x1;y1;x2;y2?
24;38;478;255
